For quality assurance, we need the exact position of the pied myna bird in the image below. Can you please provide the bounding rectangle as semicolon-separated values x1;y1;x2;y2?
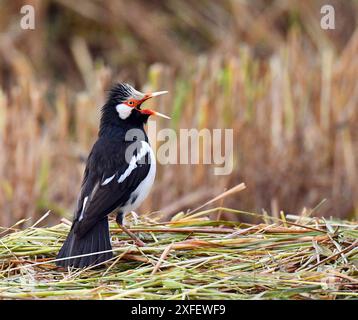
56;83;169;268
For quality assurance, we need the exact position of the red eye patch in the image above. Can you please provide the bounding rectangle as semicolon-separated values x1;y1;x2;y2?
125;99;138;107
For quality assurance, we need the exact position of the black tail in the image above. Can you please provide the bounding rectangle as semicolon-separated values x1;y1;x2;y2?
56;218;113;268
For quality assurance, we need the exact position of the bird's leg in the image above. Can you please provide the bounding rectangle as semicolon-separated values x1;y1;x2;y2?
116;212;145;247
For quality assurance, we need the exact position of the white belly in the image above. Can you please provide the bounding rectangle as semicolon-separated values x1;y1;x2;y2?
120;142;156;214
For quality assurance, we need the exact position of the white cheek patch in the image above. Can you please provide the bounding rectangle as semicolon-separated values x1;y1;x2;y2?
116;103;133;119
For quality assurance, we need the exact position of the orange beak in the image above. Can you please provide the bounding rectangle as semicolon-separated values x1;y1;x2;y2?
139;91;170;119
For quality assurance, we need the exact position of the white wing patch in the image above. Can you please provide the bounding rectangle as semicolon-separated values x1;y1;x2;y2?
119;144;156;214
78;196;89;221
99;141;152;188
101;174;116;186
118;141;151;183
116;103;132;119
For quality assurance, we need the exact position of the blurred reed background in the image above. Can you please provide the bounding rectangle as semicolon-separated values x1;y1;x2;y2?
0;0;357;227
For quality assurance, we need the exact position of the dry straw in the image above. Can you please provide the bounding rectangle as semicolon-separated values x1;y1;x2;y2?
0;206;357;300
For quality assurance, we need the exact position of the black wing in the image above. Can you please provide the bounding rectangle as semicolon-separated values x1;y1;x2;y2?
73;138;151;238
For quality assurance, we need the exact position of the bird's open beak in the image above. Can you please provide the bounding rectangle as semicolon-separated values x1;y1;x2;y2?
140;91;170;119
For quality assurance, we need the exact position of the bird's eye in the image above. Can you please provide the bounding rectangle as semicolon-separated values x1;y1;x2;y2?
128;101;134;106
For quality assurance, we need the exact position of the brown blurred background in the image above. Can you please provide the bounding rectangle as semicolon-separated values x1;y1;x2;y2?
0;0;357;227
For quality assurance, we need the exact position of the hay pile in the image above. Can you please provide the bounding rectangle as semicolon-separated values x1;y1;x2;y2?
0;208;357;300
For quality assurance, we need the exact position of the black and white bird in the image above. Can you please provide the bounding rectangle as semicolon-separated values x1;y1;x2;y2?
56;83;169;268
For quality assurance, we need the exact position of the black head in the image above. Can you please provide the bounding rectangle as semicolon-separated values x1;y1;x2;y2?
99;83;169;135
